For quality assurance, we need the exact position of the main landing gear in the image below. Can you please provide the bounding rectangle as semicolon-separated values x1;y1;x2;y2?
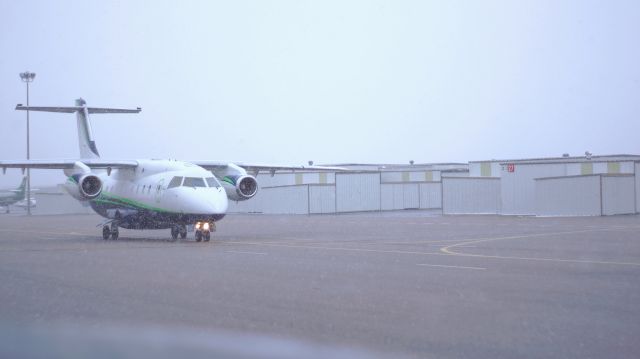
194;221;215;242
170;225;187;241
102;222;119;240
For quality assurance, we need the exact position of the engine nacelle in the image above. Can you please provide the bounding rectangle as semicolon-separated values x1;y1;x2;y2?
222;175;258;201
63;174;103;200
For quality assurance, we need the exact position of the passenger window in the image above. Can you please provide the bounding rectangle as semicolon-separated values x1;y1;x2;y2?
183;177;206;187
168;176;183;189
206;177;222;188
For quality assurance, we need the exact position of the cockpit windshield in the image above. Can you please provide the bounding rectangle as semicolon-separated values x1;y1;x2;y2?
168;176;220;188
183;177;207;187
206;177;222;189
168;176;183;189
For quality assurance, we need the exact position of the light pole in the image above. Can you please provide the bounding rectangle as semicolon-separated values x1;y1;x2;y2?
19;71;35;215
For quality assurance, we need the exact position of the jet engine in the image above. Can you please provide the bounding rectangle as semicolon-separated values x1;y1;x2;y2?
63;174;103;200
223;175;258;201
211;163;259;202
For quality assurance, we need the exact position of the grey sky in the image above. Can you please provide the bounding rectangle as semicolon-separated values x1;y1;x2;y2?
1;0;639;186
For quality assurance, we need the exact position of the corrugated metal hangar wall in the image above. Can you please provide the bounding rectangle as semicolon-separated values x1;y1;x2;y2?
442;177;501;215
497;160;636;215
535;175;602;216
636;162;640;213
229;157;640;217
227;169;451;215
535;174;636;216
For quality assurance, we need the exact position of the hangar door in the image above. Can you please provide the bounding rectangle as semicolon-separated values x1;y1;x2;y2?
381;184;420;210
336;173;381;213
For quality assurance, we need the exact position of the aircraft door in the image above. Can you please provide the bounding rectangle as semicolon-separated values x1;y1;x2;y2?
154;178;165;203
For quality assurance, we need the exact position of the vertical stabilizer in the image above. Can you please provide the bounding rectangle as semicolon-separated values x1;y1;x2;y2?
15;99;141;159
16;176;27;198
75;98;100;159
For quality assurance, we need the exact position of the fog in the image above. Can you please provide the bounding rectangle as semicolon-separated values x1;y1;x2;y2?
1;0;639;186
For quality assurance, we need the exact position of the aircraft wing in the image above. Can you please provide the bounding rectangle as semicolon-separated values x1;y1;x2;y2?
0;159;139;171
192;161;346;173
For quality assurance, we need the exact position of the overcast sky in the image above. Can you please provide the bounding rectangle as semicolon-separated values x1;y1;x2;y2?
1;0;639;186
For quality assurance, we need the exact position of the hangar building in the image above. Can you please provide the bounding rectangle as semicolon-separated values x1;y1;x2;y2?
25;154;640;217
228;154;640;217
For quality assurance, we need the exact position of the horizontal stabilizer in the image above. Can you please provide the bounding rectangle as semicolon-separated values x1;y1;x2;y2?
15;105;141;114
88;107;142;114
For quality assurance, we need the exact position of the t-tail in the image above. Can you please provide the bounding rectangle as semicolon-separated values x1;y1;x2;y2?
15;99;141;159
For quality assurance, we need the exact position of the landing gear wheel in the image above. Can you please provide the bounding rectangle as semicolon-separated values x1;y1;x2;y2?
195;231;203;242
110;223;119;240
102;226;110;240
179;225;187;239
204;231;211;242
170;226;179;241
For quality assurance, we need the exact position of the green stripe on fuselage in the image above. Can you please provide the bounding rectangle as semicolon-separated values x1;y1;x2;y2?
94;192;173;213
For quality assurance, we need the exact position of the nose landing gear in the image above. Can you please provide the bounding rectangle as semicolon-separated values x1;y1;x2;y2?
195;221;215;242
170;223;212;242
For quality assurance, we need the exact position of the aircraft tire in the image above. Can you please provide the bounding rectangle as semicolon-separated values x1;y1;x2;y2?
102;226;110;240
170;226;179;240
111;227;119;240
180;225;187;239
195;231;202;242
204;231;211;242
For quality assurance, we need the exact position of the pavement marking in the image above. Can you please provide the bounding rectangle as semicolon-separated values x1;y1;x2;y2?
440;229;640;267
225;250;267;255
379;239;473;245
439;252;640;267
0;244;199;253
256;237;474;246
0;228;190;243
0;228;94;237
440;229;599;254
416;263;486;270
231;241;447;257
4;226;638;267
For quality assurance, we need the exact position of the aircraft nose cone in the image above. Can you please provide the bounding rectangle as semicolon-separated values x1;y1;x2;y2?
185;188;229;215
207;191;228;214
189;189;227;214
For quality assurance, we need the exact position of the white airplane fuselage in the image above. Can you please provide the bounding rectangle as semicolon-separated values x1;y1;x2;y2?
73;159;229;229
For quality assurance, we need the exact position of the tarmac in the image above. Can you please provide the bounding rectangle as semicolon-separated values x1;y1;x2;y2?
0;211;639;358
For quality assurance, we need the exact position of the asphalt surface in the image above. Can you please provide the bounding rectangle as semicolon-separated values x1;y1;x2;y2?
0;212;639;359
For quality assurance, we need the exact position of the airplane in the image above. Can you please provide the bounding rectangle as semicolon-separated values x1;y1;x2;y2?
14;197;37;210
0;98;342;241
0;176;33;213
